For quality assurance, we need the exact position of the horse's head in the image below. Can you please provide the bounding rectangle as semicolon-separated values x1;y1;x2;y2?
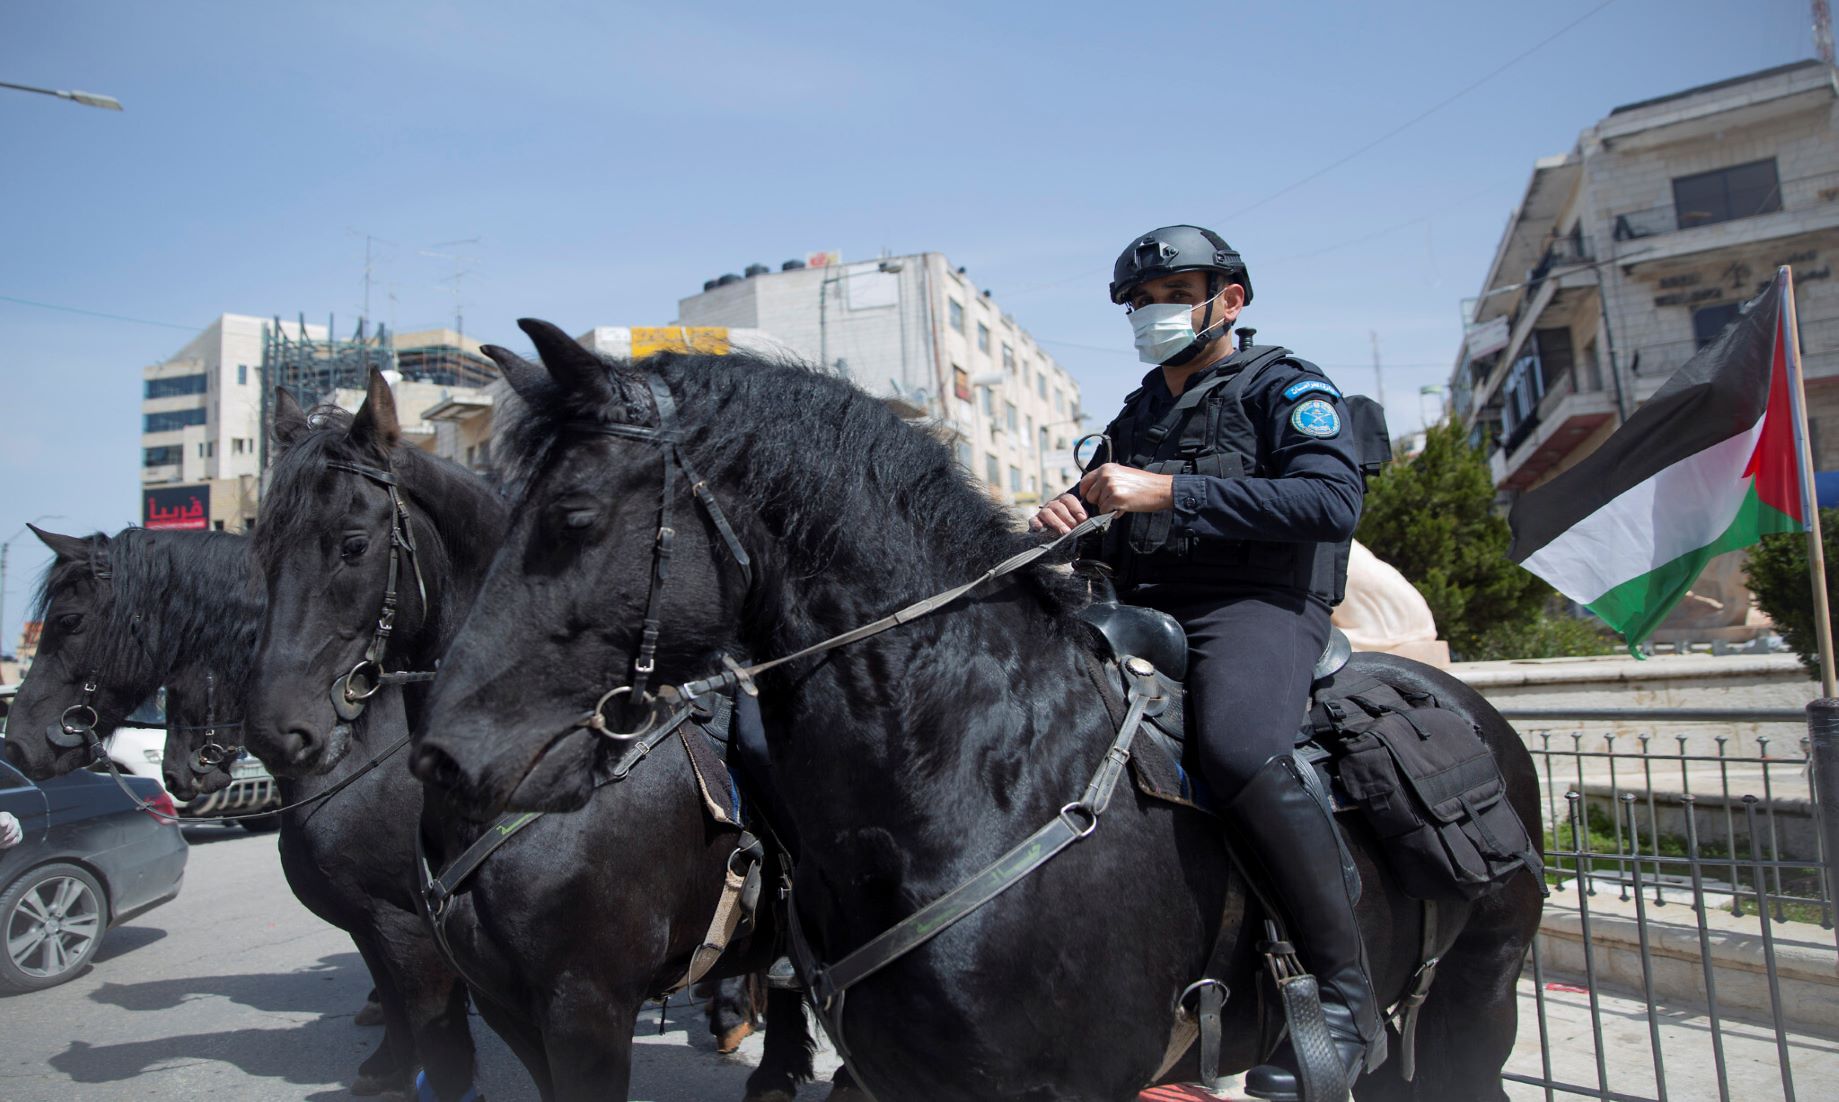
413;319;754;816
245;373;432;777
160;668;241;803
3;527;159;779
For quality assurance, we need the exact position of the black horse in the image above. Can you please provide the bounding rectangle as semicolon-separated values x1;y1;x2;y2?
0;525;478;1098
242;371;819;1101
413;320;1544;1102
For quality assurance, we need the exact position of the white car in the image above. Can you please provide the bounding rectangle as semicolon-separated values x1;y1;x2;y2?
0;686;280;831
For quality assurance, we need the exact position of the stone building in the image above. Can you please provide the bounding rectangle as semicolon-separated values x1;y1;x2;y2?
1452;60;1839;494
677;253;1086;505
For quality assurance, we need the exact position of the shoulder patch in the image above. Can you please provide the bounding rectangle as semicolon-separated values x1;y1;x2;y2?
1283;378;1341;401
1290;399;1342;439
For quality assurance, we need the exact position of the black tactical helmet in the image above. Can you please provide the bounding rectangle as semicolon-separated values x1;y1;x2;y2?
1109;225;1254;306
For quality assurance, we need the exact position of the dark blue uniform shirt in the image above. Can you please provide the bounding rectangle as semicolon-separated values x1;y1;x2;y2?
1111;357;1365;545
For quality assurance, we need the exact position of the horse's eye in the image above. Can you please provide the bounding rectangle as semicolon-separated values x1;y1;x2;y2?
564;510;597;530
55;613;84;634
341;536;370;560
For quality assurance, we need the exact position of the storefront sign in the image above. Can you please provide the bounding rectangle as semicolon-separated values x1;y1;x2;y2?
144;485;209;530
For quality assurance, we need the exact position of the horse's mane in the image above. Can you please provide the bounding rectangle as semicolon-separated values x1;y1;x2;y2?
496;350;1089;619
33;528;261;690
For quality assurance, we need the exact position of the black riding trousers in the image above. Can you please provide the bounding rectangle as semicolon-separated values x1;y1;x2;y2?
1131;584;1333;802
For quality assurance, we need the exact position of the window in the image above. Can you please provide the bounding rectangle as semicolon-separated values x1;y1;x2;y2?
949;299;965;333
1039;427;1051;455
980;387;993;416
231;438;245;455
144;408;206;433
1037;374;1047;399
1673;159;1781;230
1693;302;1743;348
985;454;1001;486
144;374;207;399
477;440;492;468
237;364;248;386
955;440;973;470
142;445;181;468
977;323;991;353
1005;401;1018;432
196;441;214;459
953;365;971;402
1054;390;1065;413
1009;466;1023;493
1002;344;1015;371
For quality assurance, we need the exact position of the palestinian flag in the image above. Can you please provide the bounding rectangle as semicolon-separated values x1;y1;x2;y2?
1508;271;1807;652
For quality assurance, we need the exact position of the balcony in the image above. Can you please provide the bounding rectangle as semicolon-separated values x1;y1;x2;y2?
1530;235;1595;282
1493;371;1617;492
1611;169;1839;248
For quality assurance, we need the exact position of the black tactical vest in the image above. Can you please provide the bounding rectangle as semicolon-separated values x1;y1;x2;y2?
1095;345;1350;603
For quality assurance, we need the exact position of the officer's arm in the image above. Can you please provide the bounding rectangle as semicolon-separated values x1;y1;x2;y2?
1170;375;1363;543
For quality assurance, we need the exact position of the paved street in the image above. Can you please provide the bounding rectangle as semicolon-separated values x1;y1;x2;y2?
2;824;1836;1101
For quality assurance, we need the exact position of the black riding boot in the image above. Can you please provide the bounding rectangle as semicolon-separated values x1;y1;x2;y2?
1230;755;1384;1101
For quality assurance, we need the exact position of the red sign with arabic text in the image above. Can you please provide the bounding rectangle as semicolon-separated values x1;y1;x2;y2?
144;486;210;530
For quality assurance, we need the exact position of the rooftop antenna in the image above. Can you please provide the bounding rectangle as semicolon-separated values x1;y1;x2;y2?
347;229;398;327
422;237;481;340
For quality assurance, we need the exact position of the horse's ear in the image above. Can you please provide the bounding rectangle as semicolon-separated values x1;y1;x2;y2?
271;386;311;450
517;319;610;401
348;367;401;457
481;344;547;401
30;525;96;562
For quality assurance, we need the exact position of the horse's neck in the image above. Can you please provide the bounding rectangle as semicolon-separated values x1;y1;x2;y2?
773;581;1100;881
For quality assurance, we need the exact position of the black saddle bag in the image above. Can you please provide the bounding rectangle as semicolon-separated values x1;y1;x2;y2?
1311;676;1544;902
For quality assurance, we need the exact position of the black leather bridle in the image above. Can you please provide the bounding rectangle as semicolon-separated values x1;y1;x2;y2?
324;459;432;722
561;374;752;741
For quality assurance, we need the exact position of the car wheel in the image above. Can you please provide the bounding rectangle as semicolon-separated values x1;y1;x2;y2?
0;863;108;993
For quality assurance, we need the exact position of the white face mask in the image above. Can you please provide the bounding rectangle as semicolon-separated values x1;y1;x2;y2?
1128;302;1201;365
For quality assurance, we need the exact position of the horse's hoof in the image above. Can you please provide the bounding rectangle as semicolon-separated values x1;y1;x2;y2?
716;1020;755;1054
354;999;386;1027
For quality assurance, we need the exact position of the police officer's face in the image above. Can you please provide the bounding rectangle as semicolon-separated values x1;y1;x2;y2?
1126;272;1245;337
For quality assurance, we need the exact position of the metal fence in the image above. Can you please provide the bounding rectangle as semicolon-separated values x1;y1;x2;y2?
1496;704;1839;1102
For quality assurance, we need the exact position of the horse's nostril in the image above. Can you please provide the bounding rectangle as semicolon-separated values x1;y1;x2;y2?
411;744;467;791
284;725;320;766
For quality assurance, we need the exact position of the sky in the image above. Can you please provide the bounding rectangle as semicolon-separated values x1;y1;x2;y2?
0;0;1822;648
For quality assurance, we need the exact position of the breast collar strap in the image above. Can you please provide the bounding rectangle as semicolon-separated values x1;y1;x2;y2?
325;459;430;720
562;374;754;740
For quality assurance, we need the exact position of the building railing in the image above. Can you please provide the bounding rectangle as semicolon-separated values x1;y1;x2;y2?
1533;235;1597;281
1612;169;1839;243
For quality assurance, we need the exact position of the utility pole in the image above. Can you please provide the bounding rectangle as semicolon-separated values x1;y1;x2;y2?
1369;330;1387;411
423;238;481;340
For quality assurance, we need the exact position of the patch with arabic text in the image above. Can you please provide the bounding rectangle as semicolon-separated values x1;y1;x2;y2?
1283;378;1341;401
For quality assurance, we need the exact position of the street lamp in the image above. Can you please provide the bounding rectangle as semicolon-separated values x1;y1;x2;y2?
1;515;67;666
0;80;123;111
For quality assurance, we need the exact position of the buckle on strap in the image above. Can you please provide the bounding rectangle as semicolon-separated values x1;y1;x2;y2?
1057;801;1098;839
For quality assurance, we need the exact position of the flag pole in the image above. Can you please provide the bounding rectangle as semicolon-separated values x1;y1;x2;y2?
1782;265;1838;697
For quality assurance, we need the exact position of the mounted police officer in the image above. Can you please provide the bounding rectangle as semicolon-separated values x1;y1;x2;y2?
1033;225;1384;1099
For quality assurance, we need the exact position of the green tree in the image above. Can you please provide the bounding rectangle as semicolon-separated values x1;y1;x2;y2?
1356;420;1586;660
1743;508;1837;678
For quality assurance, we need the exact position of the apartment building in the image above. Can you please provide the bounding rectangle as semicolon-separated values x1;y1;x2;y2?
676;253;1085;505
1452;60;1839;494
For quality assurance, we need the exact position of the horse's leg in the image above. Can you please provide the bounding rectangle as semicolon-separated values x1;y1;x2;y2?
372;905;479;1102
744;983;815;1102
703;974;757;1053
347;929;417;1096
541;985;641;1102
1353;883;1540;1101
477;994;555;1101
825;1063;870;1101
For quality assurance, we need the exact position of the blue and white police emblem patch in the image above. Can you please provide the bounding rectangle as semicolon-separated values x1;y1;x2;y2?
1290;399;1341;438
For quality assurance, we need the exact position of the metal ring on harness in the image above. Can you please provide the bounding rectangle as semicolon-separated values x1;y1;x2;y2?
1176;977;1229;1017
48;703;99;749
1057;801;1099;839
579;686;660;742
191;742;231;772
331;659;382;722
